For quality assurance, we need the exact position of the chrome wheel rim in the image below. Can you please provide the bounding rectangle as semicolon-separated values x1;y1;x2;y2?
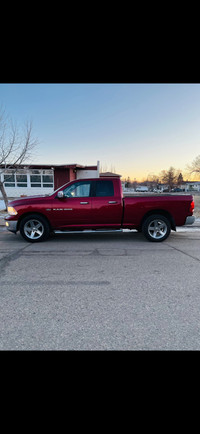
24;219;44;240
148;219;167;240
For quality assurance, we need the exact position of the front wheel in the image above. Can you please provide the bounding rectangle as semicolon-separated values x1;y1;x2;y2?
19;214;50;242
142;214;171;242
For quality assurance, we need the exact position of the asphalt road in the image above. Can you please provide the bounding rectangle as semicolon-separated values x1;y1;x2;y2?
1;227;200;350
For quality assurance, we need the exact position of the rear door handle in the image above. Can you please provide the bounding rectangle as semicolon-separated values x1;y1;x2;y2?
108;201;117;204
80;201;89;204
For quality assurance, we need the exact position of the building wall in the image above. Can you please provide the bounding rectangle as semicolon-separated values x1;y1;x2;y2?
54;168;70;190
1;186;54;198
0;165;99;198
76;169;99;179
69;168;76;181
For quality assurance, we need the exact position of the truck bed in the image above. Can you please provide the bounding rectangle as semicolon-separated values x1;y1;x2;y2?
122;194;193;229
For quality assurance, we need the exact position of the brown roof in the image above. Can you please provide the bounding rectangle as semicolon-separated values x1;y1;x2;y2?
100;171;121;178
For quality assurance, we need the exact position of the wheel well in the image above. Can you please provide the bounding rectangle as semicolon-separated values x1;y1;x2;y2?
17;212;51;232
140;209;176;231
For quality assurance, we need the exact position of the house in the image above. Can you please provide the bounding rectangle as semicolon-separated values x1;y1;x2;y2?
184;182;200;192
0;161;100;198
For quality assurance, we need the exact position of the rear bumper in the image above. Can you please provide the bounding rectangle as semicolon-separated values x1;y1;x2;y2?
5;219;18;233
184;216;195;225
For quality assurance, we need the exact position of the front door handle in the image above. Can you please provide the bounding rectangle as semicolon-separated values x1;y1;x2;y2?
80;201;89;204
108;201;117;204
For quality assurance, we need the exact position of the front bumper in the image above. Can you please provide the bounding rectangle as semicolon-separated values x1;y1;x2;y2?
5;219;18;233
184;216;195;225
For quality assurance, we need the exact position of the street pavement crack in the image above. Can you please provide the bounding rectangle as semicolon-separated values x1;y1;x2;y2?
165;242;200;263
0;244;31;278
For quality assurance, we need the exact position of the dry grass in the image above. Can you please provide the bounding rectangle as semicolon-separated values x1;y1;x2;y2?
123;191;200;218
192;193;200;218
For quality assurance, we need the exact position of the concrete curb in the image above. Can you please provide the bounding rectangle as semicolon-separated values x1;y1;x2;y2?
0;218;6;226
0;212;7;226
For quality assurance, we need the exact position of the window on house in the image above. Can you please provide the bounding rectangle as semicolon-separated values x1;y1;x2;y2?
4;174;15;187
42;174;54;187
30;169;54;188
2;168;54;189
30;174;41;187
31;169;41;174
16;174;27;187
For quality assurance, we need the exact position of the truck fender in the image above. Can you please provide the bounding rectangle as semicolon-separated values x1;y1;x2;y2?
140;210;176;231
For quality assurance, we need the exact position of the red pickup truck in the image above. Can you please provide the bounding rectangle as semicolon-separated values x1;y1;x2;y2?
5;177;195;242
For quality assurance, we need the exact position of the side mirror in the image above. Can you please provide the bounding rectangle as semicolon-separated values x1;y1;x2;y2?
57;191;64;199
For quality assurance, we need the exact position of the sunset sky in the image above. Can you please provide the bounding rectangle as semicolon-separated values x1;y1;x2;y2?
1;82;200;180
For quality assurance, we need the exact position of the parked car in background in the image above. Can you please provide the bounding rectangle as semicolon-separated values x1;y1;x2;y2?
171;188;183;192
135;186;149;192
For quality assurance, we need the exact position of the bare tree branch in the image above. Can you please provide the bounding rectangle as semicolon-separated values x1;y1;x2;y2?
186;154;200;175
0;108;38;207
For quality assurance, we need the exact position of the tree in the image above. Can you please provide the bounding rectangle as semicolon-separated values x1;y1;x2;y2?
100;163;116;174
0;108;38;207
187;154;200;178
177;172;184;186
125;176;131;188
160;166;177;191
146;173;160;189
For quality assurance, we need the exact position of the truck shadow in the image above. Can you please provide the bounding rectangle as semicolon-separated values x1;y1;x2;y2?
50;230;146;243
0;229;146;244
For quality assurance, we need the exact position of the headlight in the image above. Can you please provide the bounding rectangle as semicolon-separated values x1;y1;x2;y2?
7;206;18;216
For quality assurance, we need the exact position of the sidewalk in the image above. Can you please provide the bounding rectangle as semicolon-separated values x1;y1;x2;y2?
0;212;6;226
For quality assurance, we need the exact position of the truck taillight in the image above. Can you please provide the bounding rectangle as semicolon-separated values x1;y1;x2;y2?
190;200;195;213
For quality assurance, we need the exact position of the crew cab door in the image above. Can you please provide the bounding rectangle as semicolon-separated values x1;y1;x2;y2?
52;180;93;228
91;179;123;228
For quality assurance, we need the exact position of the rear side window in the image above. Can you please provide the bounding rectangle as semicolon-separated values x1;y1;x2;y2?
95;180;114;197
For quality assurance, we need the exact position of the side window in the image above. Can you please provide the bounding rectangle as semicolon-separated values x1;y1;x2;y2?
63;181;91;198
95;180;114;197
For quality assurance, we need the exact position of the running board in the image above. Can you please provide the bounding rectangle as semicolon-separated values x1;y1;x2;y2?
54;229;123;234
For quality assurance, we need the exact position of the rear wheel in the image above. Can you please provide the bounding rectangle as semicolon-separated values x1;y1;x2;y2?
20;214;50;242
142;214;171;242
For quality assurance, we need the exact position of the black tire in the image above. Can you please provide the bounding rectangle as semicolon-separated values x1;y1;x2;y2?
19;214;50;243
142;214;171;242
